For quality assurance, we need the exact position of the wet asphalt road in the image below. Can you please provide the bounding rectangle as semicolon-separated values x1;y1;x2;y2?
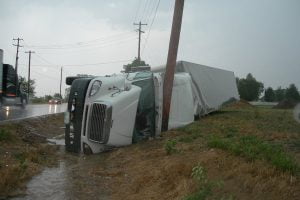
0;103;67;122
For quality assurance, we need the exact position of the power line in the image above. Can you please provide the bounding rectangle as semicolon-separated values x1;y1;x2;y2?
34;53;58;66
62;59;132;67
20;58;131;67
140;0;150;22
143;0;157;24
31;70;59;80
22;36;137;57
24;31;135;49
142;0;161;55
133;0;142;22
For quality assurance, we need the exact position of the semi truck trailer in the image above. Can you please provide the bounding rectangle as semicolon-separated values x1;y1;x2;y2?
64;61;239;154
0;49;27;108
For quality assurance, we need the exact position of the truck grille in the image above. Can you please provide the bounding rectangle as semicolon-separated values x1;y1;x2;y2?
87;103;112;143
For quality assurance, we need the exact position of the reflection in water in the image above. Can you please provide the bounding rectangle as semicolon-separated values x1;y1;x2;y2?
5;106;10;117
0;104;67;121
12;161;67;200
48;105;59;114
48;105;52;113
10;141;110;200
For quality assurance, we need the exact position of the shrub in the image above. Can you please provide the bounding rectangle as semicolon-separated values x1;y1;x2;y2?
164;139;178;155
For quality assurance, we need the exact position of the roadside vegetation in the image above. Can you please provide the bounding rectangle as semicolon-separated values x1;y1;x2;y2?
94;101;300;200
0;115;64;198
1;101;299;199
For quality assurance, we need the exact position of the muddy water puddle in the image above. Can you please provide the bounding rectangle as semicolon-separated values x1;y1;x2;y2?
11;140;110;200
12;161;67;200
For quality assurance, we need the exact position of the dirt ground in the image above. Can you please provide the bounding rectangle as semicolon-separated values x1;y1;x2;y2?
1;102;300;200
0;114;64;198
90;102;300;200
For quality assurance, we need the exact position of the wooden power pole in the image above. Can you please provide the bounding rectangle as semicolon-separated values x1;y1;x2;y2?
13;38;23;95
25;50;35;98
60;66;63;98
161;0;185;131
13;38;23;76
133;21;147;62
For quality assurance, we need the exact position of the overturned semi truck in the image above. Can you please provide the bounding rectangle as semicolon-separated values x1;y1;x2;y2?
64;61;239;154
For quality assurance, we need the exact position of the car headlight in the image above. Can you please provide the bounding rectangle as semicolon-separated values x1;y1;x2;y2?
89;80;102;96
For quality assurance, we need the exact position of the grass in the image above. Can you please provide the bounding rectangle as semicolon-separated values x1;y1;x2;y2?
0;116;63;198
177;104;300;199
0;129;13;142
184;185;212;200
174;105;300;176
207;135;299;174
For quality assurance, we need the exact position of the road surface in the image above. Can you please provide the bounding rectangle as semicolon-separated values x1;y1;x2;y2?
0;103;67;122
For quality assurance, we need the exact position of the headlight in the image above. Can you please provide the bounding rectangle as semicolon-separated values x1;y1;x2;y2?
89;80;102;96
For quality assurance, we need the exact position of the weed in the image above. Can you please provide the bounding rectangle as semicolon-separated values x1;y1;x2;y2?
164;139;178;155
208;135;299;174
0;129;13;142
184;184;212;200
19;160;28;174
185;163;225;200
191;164;207;183
178;136;194;143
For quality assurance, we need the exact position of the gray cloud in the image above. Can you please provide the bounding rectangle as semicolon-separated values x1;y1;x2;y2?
0;0;299;96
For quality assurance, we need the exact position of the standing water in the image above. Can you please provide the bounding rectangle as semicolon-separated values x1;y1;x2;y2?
11;139;110;200
12;161;67;200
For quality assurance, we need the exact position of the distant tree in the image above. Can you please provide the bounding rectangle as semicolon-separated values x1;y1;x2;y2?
31;96;46;104
274;87;286;101
53;93;62;99
264;87;276;102
44;95;52;101
285;84;300;101
123;58;149;72
19;77;36;97
237;73;264;101
235;77;239;85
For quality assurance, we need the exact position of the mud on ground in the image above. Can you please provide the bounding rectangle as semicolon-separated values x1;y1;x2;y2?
0;114;64;198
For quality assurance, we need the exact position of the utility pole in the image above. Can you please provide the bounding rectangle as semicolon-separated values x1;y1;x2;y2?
13;38;23;76
161;0;185;132
60;66;63;98
25;50;35;99
133;21;147;62
13;38;23;95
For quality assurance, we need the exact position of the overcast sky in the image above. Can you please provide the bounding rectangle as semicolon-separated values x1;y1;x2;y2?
0;0;299;97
